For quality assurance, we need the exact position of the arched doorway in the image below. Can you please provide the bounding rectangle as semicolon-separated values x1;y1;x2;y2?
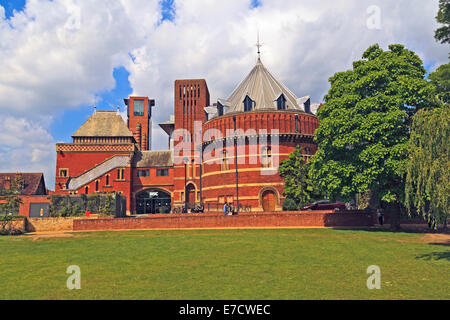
261;190;276;212
186;183;196;209
136;189;171;214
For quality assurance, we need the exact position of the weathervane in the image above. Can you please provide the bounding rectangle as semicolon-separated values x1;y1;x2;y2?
256;31;263;60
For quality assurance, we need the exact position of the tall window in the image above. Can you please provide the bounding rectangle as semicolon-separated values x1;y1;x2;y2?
95;180;99;192
221;150;229;171
106;175;110;186
134;99;145;116
118;168;125;180
262;146;272;168
217;102;224;116
243;95;254;112
85;186;89;194
276;94;286;110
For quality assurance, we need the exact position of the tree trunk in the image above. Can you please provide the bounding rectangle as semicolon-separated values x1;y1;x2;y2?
388;201;401;231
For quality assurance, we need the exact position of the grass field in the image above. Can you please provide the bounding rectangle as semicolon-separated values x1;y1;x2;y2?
0;228;448;300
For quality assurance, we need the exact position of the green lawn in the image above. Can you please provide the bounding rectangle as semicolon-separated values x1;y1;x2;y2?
0;228;448;300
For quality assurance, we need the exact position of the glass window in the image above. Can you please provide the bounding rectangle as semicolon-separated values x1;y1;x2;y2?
243;95;254;112
138;170;150;177
276;94;286;110
157;169;169;177
134;99;145;116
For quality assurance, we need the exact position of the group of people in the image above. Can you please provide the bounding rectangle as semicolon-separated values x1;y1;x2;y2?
223;202;236;216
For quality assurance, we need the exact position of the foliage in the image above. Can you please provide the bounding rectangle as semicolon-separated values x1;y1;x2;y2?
435;0;450;47
405;105;449;229
0;176;24;216
49;193;117;217
0;215;24;236
279;146;319;209
309;44;436;209
282;197;298;211
428;63;450;105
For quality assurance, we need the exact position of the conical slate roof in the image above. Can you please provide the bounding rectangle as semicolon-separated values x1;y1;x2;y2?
222;58;304;114
72;111;133;137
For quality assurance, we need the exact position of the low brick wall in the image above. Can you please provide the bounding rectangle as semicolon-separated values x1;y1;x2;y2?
73;211;375;231
26;217;82;232
6;218;27;233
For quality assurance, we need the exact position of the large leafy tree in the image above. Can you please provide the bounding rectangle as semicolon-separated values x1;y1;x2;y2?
435;0;450;45
405;105;449;230
428;63;450;104
309;44;436;229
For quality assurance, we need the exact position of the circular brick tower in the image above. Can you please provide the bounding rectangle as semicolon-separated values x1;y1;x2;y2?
201;58;319;212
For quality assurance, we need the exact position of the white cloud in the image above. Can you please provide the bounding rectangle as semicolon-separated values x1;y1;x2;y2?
0;0;448;188
0;116;55;188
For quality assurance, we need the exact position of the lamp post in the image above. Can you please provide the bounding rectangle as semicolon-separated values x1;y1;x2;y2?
233;116;239;212
183;157;188;213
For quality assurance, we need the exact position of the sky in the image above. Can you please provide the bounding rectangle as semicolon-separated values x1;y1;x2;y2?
0;0;448;190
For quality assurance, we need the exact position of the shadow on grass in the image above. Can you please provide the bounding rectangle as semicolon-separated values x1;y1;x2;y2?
416;250;450;261
329;226;436;235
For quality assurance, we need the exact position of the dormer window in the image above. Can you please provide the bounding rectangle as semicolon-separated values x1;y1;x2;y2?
243;95;254;112
276;94;287;110
217;102;224;116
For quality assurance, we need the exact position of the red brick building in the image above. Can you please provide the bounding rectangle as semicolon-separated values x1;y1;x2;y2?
55;57;319;214
0;173;50;217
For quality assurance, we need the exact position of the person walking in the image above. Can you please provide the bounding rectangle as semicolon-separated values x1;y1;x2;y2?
376;209;384;226
223;202;228;216
228;202;234;216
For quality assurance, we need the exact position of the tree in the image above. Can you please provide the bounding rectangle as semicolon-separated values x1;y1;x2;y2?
428;63;450;104
279;145;318;210
0;176;24;216
405;105;449;230
435;0;450;45
309;44;436;230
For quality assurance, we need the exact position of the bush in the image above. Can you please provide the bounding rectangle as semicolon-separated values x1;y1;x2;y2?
283;198;299;211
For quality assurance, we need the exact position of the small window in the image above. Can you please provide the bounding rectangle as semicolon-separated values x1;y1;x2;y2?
134;99;145;116
156;169;169;177
117;168;125;180
95;180;99;192
85;186;89;194
243;95;254;112
137;170;150;177
106;175;110;185
276;94;287;110
59;169;68;177
217;102;224;116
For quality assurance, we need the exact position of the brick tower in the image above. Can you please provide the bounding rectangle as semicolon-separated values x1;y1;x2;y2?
173;80;210;210
124;96;155;151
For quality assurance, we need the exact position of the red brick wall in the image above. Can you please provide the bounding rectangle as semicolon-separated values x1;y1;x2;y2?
73;211;375;231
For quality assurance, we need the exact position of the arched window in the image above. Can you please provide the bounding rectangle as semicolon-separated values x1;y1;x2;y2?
106;175;110;186
243;95;254;112
95;180;99;192
85;186;89;194
276;94;287;110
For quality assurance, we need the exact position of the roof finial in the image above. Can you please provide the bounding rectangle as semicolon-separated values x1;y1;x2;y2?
94;98;97;114
256;31;263;61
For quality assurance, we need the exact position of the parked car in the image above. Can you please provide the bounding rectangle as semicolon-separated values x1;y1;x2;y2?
301;200;347;211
